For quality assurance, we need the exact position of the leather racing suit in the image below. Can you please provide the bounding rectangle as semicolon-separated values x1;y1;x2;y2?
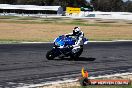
65;31;84;53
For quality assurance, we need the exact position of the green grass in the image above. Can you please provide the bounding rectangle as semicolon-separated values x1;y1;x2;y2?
0;16;130;27
66;21;110;27
0;16;19;19
0;20;100;27
0;41;20;44
0;38;53;44
0;39;24;44
17;17;40;20
0;19;52;24
0;18;124;27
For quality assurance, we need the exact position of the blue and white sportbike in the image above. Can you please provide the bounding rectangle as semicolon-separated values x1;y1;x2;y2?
46;35;88;60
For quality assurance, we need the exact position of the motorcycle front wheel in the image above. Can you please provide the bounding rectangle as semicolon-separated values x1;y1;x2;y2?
46;50;55;60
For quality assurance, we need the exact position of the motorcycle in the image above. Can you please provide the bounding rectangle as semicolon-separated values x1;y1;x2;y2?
46;35;88;60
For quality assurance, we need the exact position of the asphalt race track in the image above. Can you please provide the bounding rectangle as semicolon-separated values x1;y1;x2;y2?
0;42;132;87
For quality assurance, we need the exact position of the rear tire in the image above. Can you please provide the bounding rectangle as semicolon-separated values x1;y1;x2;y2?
46;50;55;60
70;47;83;60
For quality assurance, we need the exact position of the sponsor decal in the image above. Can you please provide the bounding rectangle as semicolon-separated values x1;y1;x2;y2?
66;7;80;14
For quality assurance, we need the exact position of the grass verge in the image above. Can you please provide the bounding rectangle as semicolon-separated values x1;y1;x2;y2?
0;16;132;43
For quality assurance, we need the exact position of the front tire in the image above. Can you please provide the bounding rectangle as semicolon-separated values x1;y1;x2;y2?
46;50;55;60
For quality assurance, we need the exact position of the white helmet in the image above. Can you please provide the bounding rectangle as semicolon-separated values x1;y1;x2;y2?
73;27;81;35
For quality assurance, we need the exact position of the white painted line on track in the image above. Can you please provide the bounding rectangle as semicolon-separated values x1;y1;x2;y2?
17;79;78;88
17;72;132;88
21;40;132;44
21;42;52;44
1;40;132;44
89;72;132;79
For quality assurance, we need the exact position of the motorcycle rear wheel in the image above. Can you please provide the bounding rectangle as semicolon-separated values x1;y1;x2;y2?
70;47;83;60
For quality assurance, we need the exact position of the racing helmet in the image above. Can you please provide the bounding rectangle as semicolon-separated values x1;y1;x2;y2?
73;27;81;35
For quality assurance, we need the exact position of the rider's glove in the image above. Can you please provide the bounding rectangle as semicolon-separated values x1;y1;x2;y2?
65;34;69;37
69;45;73;49
67;45;73;49
72;45;76;48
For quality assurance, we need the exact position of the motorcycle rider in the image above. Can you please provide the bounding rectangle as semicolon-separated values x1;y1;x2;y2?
65;27;84;53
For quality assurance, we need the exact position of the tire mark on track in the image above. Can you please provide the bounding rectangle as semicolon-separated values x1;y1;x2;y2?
0;58;131;72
